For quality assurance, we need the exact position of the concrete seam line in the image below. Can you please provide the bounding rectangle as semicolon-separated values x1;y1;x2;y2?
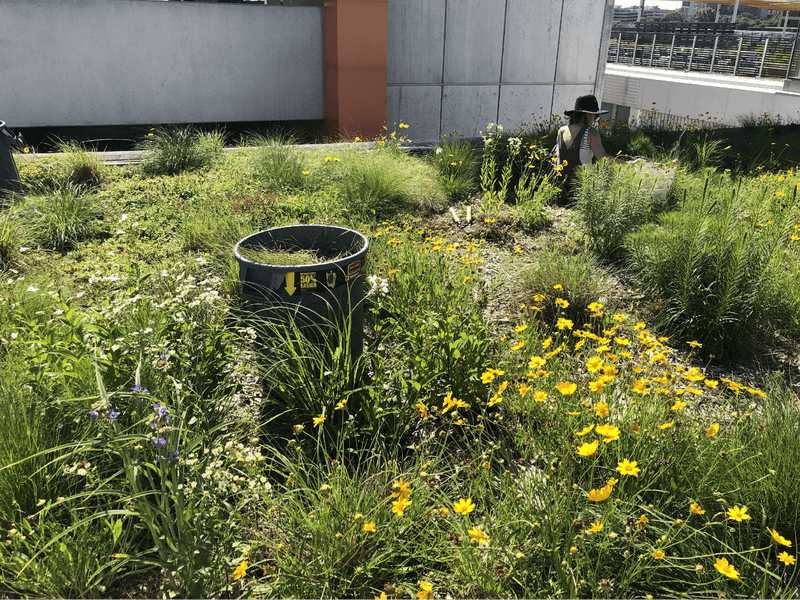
551;0;567;116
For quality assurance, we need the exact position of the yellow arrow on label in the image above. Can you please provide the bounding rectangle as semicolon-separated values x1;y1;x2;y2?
285;272;296;295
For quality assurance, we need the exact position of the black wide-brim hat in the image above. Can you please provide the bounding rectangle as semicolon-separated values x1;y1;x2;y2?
564;94;609;116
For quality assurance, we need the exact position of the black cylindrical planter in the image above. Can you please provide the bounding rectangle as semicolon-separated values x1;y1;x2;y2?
0;122;23;201
233;224;369;359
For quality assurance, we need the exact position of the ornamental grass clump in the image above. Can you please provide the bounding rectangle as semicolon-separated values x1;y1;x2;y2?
138;126;224;176
250;135;307;193
22;181;102;252
432;138;481;202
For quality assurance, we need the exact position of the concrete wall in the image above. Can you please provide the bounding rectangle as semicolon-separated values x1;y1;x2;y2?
0;0;324;128
387;0;615;140
603;64;800;127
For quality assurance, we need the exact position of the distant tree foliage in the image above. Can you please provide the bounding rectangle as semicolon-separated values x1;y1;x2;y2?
660;11;685;22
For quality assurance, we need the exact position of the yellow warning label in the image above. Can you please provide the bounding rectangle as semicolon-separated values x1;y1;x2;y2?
300;272;317;289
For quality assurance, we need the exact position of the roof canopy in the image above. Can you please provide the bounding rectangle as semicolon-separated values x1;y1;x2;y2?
708;0;800;10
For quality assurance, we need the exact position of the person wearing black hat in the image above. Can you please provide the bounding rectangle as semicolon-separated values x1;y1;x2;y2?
555;94;626;191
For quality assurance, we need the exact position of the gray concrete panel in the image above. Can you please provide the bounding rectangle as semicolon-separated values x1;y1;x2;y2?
1;0;323;127
501;0;562;83
388;0;445;84
555;0;607;84
441;85;500;138
387;86;443;142
443;0;506;84
498;85;555;132
552;84;595;122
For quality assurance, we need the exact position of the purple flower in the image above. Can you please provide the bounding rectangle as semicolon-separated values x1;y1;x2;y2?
132;384;142;393
153;437;167;450
165;415;171;423
109;410;120;419
168;450;180;461
89;410;98;419
158;406;168;418
152;403;160;411
150;422;156;429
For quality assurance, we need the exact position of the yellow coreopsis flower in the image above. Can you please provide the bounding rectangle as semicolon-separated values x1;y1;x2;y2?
392;496;412;516
658;421;674;430
362;521;376;532
533;391;547;402
589;521;603;532
577;440;600;457
392;478;411;500
232;560;248;581
415;402;428;420
576;424;594;436
586;356;604;373
555;297;569;308
653;550;665;559
557;317;574;330
595;424;620;443
727;505;751;522
594;402;610;418
417;580;434;600
706;423;720;437
518;382;532;398
313;414;325;427
690;502;705;515
671;400;686;411
453;497;475;515
767;527;792;547
555;381;577;396
616;458;640;477
778;551;796;566
468;525;491;546
587;485;613;502
714;557;740;579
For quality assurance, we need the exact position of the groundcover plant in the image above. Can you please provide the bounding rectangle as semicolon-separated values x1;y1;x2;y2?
0;121;798;599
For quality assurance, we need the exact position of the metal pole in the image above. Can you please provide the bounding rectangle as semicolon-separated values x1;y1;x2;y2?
650;33;656;67
616;31;622;63
688;34;697;71
759;37;770;78
783;10;790;35
667;33;675;69
732;0;740;24
710;35;719;73
633;33;639;66
733;36;743;76
715;5;720;23
638;0;644;22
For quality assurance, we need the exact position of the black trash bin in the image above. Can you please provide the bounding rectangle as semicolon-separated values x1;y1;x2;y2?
0;122;23;201
234;224;369;360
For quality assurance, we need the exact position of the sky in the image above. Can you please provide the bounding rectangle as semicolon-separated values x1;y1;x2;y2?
614;1;684;7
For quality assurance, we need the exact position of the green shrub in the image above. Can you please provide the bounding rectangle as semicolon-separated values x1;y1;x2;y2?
138;126;224;176
573;161;669;260
22;182;102;252
626;174;796;356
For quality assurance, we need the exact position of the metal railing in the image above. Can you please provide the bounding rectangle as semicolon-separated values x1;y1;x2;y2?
607;29;798;79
